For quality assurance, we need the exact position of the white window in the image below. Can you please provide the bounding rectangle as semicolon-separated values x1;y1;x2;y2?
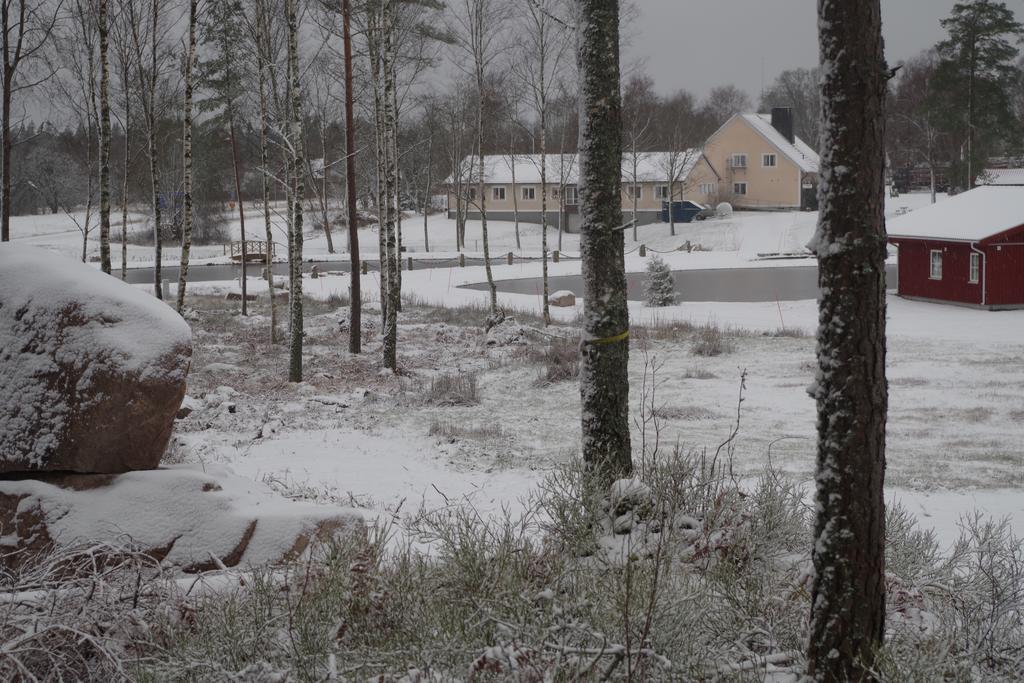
564;186;578;205
468;187;477;200
521;186;535;200
930;249;943;280
655;185;669;199
700;183;715;195
733;182;747;196
492;186;506;201
762;153;777;168
969;252;980;283
627;184;642;200
731;153;747;169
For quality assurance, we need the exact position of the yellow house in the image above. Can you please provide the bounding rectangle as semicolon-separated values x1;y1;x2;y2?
446;151;720;232
702;108;820;210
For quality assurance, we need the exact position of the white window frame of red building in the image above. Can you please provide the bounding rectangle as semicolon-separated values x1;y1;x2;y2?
733;182;747;196
969;252;980;283
929;249;943;280
492;186;506;201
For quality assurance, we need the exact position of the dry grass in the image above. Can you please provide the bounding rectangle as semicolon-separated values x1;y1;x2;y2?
691;324;733;357
425;372;479;406
429;420;505;441
682;367;718;380
524;340;580;386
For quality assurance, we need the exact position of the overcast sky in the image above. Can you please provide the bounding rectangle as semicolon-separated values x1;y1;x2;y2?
623;0;1023;100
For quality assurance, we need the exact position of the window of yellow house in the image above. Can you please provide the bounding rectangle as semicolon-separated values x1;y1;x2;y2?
733;182;747;195
492;186;506;201
762;153;777;167
627;184;642;200
730;153;747;168
655;185;669;199
469;187;477;200
522;186;536;200
700;183;715;195
565;186;578;205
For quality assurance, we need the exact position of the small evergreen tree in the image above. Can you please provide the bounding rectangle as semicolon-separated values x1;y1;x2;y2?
643;255;676;306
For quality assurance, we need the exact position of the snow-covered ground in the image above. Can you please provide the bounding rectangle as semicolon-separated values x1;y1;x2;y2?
11;190;1023;548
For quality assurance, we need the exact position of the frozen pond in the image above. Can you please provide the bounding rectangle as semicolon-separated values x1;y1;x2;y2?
463;263;899;302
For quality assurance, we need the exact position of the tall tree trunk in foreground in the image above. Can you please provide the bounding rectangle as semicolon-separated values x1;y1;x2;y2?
121;106;130;280
287;0;304;381
147;0;163;298
98;0;112;273
229;114;248;315
576;0;631;484
343;0;360;353
176;0;198;314
806;1;888;679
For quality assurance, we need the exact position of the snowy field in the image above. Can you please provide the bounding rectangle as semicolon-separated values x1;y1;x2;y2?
9;189;1023;548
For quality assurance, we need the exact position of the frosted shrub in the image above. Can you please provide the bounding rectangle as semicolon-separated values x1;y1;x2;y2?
643;255;676;307
426;371;478;405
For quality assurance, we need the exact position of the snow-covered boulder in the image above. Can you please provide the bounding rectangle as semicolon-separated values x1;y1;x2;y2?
0;245;192;474
0;464;363;572
548;290;576;307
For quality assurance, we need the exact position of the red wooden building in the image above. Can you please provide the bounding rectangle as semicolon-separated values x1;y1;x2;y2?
888;186;1024;309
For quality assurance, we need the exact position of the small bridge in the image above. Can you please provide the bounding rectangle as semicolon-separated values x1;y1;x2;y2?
229;240;275;263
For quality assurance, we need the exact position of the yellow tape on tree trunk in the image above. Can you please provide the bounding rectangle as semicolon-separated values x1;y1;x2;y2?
586;329;630;345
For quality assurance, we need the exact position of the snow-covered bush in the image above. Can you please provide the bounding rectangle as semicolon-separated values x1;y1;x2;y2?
426;371;479;406
643;255;676;307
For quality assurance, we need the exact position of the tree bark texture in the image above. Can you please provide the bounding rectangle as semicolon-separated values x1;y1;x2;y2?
176;0;198;314
343;0;361;353
806;1;889;679
287;0;304;382
576;0;631;484
98;0;112;274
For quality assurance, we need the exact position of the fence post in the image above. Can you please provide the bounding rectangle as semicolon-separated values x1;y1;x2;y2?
639;244;647;257
361;261;368;275
459;253;466;268
506;251;513;265
408;256;414;271
552;250;560;263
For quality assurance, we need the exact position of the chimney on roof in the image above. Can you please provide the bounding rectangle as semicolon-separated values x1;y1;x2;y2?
770;107;795;145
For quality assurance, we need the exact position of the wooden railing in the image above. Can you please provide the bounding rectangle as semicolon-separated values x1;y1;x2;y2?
229;240;275;262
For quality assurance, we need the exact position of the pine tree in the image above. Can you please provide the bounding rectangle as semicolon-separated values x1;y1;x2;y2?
198;0;251;314
577;0;631;485
934;1;1024;189
806;0;889;679
643;255;676;307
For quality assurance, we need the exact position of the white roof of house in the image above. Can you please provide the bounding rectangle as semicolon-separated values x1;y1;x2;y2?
740;114;820;174
445;151;704;186
887;185;1024;242
977;168;1024;186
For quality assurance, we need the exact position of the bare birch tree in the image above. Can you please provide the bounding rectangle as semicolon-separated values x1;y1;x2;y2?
286;0;304;381
175;0;198;314
515;0;570;325
577;0;631;484
98;0;112;273
342;0;360;353
806;0;889;679
450;0;504;315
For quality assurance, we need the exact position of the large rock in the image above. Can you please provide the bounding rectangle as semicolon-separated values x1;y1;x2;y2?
0;245;192;473
0;464;364;572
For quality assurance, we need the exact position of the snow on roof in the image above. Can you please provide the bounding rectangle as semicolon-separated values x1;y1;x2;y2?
887;186;1024;242
740;114;820;174
445;151;703;186
977;168;1024;186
